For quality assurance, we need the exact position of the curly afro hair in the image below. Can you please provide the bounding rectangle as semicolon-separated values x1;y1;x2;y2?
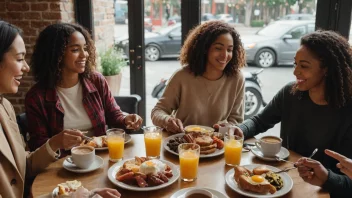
298;30;352;108
31;23;96;88
179;21;245;77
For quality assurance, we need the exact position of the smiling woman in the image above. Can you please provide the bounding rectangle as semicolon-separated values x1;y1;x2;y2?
236;30;352;197
25;23;143;154
151;21;246;134
0;20;91;198
0;26;29;94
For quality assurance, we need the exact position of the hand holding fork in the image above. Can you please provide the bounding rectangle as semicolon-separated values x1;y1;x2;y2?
295;148;329;186
275;148;318;174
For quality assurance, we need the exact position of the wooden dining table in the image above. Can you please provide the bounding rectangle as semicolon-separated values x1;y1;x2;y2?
32;134;330;198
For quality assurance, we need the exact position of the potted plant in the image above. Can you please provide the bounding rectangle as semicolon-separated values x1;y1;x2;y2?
99;47;127;96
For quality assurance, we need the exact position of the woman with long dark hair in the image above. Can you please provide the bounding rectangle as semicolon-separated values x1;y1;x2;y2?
0;20;120;198
236;30;352;197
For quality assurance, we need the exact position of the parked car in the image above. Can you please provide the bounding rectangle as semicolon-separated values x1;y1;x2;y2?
202;13;216;22
116;23;182;61
152;69;266;119
279;13;315;21
216;14;234;23
242;20;315;68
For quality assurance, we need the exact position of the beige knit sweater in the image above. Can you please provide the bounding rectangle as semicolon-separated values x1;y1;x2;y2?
151;67;244;128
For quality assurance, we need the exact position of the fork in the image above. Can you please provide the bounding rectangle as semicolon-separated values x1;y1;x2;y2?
273;166;297;174
308;148;318;159
82;135;93;141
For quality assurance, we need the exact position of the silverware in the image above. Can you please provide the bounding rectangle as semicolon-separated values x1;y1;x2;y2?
275;157;295;165
82;135;93;141
308;148;318;159
274;166;297;174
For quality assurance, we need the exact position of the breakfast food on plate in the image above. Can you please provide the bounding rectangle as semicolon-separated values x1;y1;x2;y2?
81;136;108;148
234;165;284;194
185;126;213;134
167;132;224;155
115;156;173;187
57;180;82;197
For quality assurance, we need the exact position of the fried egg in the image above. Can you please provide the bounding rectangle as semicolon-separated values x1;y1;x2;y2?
139;159;167;175
187;126;211;134
246;175;271;185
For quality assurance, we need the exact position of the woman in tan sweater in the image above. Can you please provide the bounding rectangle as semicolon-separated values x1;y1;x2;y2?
151;21;246;133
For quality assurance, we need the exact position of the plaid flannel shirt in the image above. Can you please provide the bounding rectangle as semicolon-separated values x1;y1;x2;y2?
25;72;126;151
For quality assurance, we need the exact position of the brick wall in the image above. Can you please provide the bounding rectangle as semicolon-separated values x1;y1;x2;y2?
93;0;115;51
0;0;115;114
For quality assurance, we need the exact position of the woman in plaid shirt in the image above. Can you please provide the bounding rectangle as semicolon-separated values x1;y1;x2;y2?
25;23;143;152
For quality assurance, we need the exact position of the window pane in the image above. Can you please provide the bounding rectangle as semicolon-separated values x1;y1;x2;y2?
201;0;316;138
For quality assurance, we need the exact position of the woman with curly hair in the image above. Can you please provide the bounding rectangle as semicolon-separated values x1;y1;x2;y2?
151;21;246;133
0;20;121;198
234;30;352;197
25;23;143;152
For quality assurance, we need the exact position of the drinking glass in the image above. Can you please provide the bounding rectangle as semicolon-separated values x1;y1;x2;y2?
143;126;162;158
106;128;125;162
178;143;200;182
224;134;243;166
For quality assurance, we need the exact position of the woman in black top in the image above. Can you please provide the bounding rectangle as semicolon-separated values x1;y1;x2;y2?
236;30;352;197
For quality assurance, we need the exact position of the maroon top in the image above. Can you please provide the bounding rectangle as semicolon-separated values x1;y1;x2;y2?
25;72;126;151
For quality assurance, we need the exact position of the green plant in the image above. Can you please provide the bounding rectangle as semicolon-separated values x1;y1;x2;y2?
99;48;127;76
250;20;265;27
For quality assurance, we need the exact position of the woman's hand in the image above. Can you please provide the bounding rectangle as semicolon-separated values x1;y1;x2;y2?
213;123;244;138
49;129;83;151
124;114;143;130
295;157;328;187
325;149;352;179
92;188;121;198
165;117;184;133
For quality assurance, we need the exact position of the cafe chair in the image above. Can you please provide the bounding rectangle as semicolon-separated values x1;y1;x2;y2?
114;94;143;134
114;94;141;115
16;113;29;143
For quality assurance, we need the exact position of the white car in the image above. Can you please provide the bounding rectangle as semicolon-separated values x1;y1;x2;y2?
216;14;234;23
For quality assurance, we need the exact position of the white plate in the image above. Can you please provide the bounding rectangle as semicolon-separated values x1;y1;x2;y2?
184;125;215;133
170;187;229;198
108;158;180;191
251;147;290;161
163;133;224;158
89;134;132;151
63;155;104;173
52;187;59;198
225;164;293;198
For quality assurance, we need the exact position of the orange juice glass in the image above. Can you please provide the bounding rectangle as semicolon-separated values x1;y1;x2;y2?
106;128;125;162
224;134;243;166
178;143;200;182
143;126;162;158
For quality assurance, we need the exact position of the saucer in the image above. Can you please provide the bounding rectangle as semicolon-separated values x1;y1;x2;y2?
170;187;228;198
251;147;290;161
63;156;104;173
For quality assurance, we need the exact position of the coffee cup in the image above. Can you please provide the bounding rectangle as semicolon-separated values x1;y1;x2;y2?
184;188;215;198
255;136;282;157
67;146;95;169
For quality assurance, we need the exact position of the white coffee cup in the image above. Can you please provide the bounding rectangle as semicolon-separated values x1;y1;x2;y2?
67;146;95;169
183;188;215;198
255;136;282;157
